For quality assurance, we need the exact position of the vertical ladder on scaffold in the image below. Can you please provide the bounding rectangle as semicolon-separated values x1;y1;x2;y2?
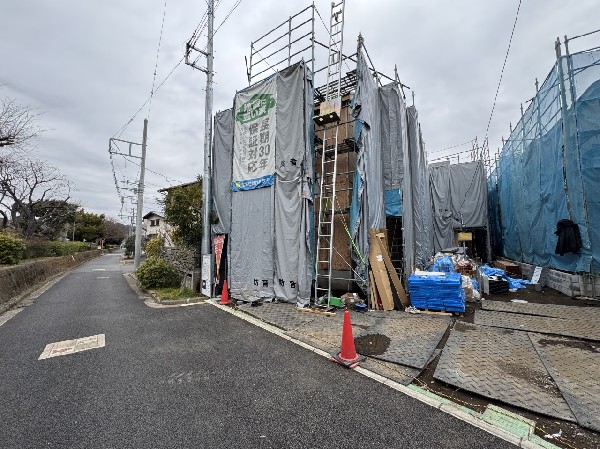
314;0;347;307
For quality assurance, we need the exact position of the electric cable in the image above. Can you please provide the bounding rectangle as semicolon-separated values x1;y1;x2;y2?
113;55;185;139
148;0;169;120
429;139;475;155
484;0;523;145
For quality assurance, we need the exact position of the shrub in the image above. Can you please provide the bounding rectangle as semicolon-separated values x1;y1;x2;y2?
0;233;26;265
48;241;89;256
144;237;163;259
22;238;52;259
136;257;181;289
124;235;136;257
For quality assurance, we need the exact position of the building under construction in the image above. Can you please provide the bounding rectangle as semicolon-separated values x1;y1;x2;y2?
208;2;600;306
208;2;478;308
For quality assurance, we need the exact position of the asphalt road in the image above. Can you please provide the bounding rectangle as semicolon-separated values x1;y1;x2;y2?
0;253;518;448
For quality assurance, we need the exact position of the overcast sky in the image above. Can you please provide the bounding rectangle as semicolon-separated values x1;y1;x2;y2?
1;0;599;222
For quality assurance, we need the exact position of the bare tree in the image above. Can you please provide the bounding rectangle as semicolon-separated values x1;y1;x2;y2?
0;156;74;237
0;97;41;151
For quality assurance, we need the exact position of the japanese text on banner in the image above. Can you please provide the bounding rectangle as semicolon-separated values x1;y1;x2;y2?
232;77;276;191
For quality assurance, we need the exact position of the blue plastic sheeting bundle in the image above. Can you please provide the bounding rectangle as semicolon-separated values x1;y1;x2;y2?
471;279;480;292
479;265;531;290
408;272;465;313
430;255;455;273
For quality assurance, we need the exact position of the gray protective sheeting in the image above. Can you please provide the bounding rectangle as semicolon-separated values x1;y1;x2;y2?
212;109;233;234
230;186;275;301
379;83;406;190
406;106;434;269
297;68;315;306
229;61;313;304
429;160;488;253
350;50;385;290
274;63;304;302
350;56;435;283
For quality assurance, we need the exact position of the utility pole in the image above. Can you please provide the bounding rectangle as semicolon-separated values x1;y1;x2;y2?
185;0;214;296
134;119;148;269
108;123;147;265
202;0;214;262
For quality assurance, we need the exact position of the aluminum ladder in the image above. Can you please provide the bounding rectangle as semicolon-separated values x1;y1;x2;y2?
314;0;347;307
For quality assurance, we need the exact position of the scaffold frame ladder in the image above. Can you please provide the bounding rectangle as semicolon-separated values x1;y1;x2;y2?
314;0;347;307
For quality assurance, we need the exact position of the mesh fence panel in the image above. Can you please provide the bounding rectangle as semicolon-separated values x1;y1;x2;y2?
490;46;600;272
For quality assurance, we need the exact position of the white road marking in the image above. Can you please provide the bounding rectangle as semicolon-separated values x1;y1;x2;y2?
96;276;110;279
92;269;106;271
0;309;23;327
38;334;105;360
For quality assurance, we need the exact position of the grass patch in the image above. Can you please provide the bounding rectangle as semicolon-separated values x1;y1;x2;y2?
154;287;198;300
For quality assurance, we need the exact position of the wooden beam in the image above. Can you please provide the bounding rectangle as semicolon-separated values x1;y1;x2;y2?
297;307;336;317
371;230;410;307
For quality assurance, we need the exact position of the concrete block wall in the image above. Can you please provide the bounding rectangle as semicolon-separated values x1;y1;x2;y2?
508;260;582;297
579;273;600;298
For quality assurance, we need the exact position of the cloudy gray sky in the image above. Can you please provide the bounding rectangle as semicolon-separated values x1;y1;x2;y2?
1;0;599;222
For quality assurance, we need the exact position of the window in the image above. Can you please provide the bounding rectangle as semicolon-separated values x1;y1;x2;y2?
150;219;160;227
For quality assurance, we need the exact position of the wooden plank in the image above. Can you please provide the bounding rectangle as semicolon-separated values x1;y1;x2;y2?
374;231;403;310
297;308;336;317
369;270;376;310
369;269;381;310
368;232;394;311
371;231;410;307
421;310;453;316
374;230;408;306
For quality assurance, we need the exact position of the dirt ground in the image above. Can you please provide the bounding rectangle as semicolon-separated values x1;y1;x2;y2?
416;283;600;449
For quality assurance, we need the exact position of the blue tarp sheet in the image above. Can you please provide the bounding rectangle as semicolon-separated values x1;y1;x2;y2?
479;265;531;290
408;272;465;313
488;48;600;273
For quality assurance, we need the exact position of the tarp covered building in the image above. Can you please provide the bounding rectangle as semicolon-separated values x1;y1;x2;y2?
488;42;600;293
212;62;315;305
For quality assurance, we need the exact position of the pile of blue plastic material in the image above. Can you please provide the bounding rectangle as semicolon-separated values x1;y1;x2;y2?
430;255;455;273
479;265;530;290
408;272;465;313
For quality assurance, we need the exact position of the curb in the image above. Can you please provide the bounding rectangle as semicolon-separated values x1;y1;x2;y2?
123;273;208;309
208;300;560;449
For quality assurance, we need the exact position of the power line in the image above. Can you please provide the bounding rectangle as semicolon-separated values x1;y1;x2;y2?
214;0;242;35
428;148;475;162
115;0;230;140
484;0;523;145
113;55;185;139
122;155;185;185
429;138;475;155
148;0;169;120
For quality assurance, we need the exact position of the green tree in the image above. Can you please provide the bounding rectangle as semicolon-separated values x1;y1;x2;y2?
124;234;135;257
74;210;106;242
30;199;79;239
158;177;203;248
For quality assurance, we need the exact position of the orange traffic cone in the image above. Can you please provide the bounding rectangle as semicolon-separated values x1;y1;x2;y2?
219;279;230;305
331;310;365;369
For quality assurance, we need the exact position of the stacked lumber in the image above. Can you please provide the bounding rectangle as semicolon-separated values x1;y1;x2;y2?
368;229;409;311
